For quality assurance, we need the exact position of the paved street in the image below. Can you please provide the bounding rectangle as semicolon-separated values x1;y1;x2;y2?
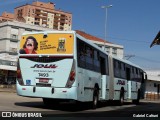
0;92;160;118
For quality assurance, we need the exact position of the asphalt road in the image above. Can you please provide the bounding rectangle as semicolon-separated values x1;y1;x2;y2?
0;92;160;118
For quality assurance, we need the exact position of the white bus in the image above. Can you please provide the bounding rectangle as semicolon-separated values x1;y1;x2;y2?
16;31;147;109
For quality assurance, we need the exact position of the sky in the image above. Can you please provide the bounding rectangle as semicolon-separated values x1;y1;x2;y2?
0;0;160;70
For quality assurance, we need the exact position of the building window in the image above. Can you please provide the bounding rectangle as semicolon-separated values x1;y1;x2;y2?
10;48;17;52
112;48;117;55
154;83;157;87
11;34;18;39
106;47;110;53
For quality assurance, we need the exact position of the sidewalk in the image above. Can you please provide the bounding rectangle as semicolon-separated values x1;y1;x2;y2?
0;85;16;93
0;88;16;93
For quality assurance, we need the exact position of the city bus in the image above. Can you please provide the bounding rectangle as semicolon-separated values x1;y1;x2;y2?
16;30;147;109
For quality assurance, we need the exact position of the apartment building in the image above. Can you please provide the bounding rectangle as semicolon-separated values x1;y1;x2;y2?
0;21;54;84
76;30;124;58
0;12;14;23
14;1;72;31
0;1;72;31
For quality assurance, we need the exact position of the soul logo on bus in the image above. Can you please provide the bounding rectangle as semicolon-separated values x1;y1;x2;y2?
117;80;125;85
31;64;57;68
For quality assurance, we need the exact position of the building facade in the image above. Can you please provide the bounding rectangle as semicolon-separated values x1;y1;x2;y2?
0;12;14;23
0;21;54;84
76;30;124;58
0;1;72;31
145;70;160;100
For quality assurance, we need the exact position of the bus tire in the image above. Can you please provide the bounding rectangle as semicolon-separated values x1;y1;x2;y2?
43;98;51;106
132;90;140;105
92;87;99;109
43;98;59;107
119;90;124;106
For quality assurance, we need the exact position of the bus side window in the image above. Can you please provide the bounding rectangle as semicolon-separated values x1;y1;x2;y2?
121;62;126;79
130;66;134;80
77;39;86;68
106;55;109;75
93;50;100;72
100;56;106;75
114;60;120;77
85;45;93;70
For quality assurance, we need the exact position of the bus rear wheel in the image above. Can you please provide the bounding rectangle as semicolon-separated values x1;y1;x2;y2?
43;98;59;107
43;98;51;106
132;90;140;105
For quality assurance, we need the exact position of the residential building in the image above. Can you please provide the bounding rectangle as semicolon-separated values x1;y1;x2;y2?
76;30;124;58
14;1;72;31
145;70;160;100
0;12;14;23
0;21;54;84
0;1;72;31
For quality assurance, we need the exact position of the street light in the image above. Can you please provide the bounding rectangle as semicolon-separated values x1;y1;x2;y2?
101;5;112;42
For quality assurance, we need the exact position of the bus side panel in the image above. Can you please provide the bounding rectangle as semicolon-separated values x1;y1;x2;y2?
113;78;127;100
131;81;138;99
82;69;101;102
77;67;84;101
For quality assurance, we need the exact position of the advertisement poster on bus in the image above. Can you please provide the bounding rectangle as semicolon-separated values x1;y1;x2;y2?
19;33;74;54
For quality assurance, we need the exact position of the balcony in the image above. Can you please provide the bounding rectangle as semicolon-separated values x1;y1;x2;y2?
54;15;61;19
60;20;65;24
40;11;48;16
35;11;41;15
35;15;41;19
42;21;47;24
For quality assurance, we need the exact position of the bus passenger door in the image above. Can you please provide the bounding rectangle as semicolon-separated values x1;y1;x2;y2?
126;67;131;99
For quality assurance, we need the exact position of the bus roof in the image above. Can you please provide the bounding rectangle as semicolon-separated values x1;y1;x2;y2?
112;55;142;69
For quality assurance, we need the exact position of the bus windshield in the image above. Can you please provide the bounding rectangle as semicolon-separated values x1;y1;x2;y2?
19;33;74;55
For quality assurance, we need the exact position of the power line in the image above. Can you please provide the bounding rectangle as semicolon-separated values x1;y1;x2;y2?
134;55;160;63
108;36;150;44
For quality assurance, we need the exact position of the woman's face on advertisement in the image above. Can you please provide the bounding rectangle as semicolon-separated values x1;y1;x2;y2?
26;39;34;50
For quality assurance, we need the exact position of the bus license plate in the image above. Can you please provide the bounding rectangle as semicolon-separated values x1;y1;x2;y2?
39;78;49;83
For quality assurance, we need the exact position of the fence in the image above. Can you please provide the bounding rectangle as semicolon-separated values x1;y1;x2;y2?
145;92;160;100
0;84;16;89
